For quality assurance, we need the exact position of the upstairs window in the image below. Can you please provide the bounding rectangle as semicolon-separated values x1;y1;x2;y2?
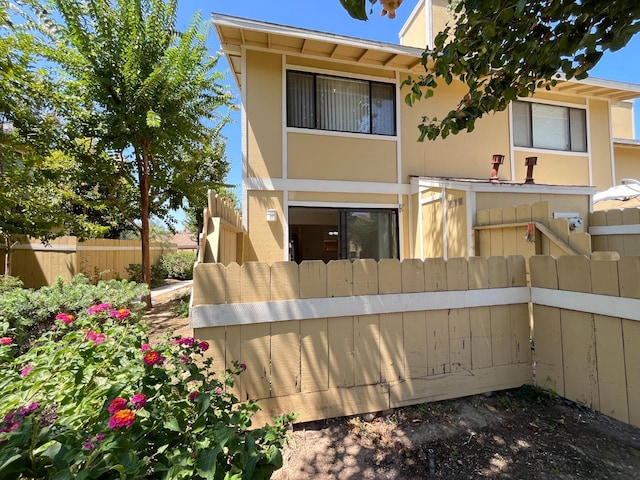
513;101;587;152
287;71;396;136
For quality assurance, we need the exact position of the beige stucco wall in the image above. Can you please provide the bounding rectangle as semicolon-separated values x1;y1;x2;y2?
611;101;635;139
399;1;425;48
400;79;512;181
288;133;397;182
246;50;282;180
512;151;589;186
614;145;640;182
288;191;398;204
288;56;396;80
589;98;614;189
246;191;285;263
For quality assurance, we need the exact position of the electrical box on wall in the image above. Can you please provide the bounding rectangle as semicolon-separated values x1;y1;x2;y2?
553;212;583;232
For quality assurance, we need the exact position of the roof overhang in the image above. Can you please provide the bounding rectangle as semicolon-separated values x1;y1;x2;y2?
212;13;640;102
614;138;640;148
412;176;596;195
212;13;427;90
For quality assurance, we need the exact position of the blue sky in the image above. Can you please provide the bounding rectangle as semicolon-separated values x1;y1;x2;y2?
175;0;640;210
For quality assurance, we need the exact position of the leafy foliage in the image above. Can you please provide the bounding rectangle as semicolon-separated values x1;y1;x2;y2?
160;251;196;281
125;263;166;289
340;0;640;140
0;303;294;478
0;274;148;350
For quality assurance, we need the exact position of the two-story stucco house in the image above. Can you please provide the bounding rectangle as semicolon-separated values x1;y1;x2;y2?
212;0;640;265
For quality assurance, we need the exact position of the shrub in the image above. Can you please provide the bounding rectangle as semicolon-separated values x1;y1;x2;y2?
0;275;23;292
160;251;196;280
0;304;294;478
125;263;166;288
0;275;148;351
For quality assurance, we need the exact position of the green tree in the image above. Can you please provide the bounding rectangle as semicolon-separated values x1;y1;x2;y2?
33;0;232;299
341;0;640;140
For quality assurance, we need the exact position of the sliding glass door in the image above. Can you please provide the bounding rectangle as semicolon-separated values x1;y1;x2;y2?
288;207;398;263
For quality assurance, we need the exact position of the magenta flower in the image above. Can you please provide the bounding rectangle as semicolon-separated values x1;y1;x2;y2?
86;331;106;344
109;308;131;320
0;337;12;345
240;362;247;372
215;387;223;395
55;313;74;324
88;303;112;315
131;393;147;409
20;365;33;377
107;397;127;414
188;391;199;401
143;350;164;366
198;341;209;352
174;336;196;347
109;409;135;429
83;433;106;450
140;343;150;351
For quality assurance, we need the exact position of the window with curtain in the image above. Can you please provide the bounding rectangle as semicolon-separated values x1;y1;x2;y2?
513;100;587;152
286;71;396;136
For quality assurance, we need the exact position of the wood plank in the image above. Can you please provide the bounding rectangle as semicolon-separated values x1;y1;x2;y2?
468;257;488;290
239;323;271;401
594;315;629;423
590;211;609;251
510;303;531;364
490;305;512;366
352;259;378;295
253;383;390;426
590;258;619;296
516;204;532;223
488;256;508;289
449;308;471;373
241;262;271;303
476;209;490;226
446;257;469;291
401;259;425;292
354;315;381;386
506;255;527;287
532;202;550;226
328;316;354;388
424;257;447;291
621;208;640;255
226;325;242;399
489;208;504;256
404;311;428;378
623;319;640;427
271;320;301;397
530;256;558;288
327;260;353;297
225;263;242;304
503;227;518;256
470;307;492;370
561;310;599;410
618;256;640;299
299;261;327;299
533;305;564;396
390;363;532;408
426;309;450;376
300;318;329;393
477;209;491;256
192;263;226;306
558;255;591;293
195;326;227;381
271;262;299;301
378;258;402;294
379;313;405;383
606;210;624;255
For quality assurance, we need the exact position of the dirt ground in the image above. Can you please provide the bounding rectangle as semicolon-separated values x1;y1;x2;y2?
145;291;640;480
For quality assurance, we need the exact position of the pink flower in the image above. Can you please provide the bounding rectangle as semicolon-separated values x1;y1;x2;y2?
108;409;135;429
0;337;12;345
215;387;223;395
86;331;106;344
174;337;195;347
188;391;199;401
131;393;147;409
109;308;131;320
240;362;247;372
55;313;74;324
88;303;112;315
140;343;150;351
108;397;127;414
20;365;33;377
198;341;209;352
83;433;106;450
179;354;190;364
143;350;164;366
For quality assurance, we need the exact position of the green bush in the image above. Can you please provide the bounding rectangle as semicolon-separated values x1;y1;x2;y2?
0;275;24;292
0;275;148;351
160;251;196;280
125;263;166;288
0;305;294;478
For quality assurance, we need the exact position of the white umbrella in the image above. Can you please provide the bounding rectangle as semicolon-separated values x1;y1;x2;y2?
593;179;640;210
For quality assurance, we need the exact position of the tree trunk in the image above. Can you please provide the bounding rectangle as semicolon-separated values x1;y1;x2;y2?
3;235;10;277
140;152;152;309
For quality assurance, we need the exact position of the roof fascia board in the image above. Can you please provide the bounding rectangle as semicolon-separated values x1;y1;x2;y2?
416;177;596;195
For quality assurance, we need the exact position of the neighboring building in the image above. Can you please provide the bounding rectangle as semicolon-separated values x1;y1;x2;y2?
212;0;640;264
169;231;198;253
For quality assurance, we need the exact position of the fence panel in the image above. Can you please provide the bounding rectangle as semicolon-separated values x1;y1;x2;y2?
192;257;531;424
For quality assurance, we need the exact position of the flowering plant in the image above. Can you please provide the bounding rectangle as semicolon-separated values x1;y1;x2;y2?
0;302;294;478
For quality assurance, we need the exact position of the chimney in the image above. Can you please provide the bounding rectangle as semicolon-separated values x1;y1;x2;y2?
524;157;537;184
490;154;505;183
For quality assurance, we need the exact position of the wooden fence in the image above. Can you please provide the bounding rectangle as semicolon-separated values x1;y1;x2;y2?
589;207;640;256
1;236;172;288
475;201;591;258
198;191;245;265
531;255;640;427
191;256;532;424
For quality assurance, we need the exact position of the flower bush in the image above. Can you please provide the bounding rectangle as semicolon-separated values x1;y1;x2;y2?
0;301;294;479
